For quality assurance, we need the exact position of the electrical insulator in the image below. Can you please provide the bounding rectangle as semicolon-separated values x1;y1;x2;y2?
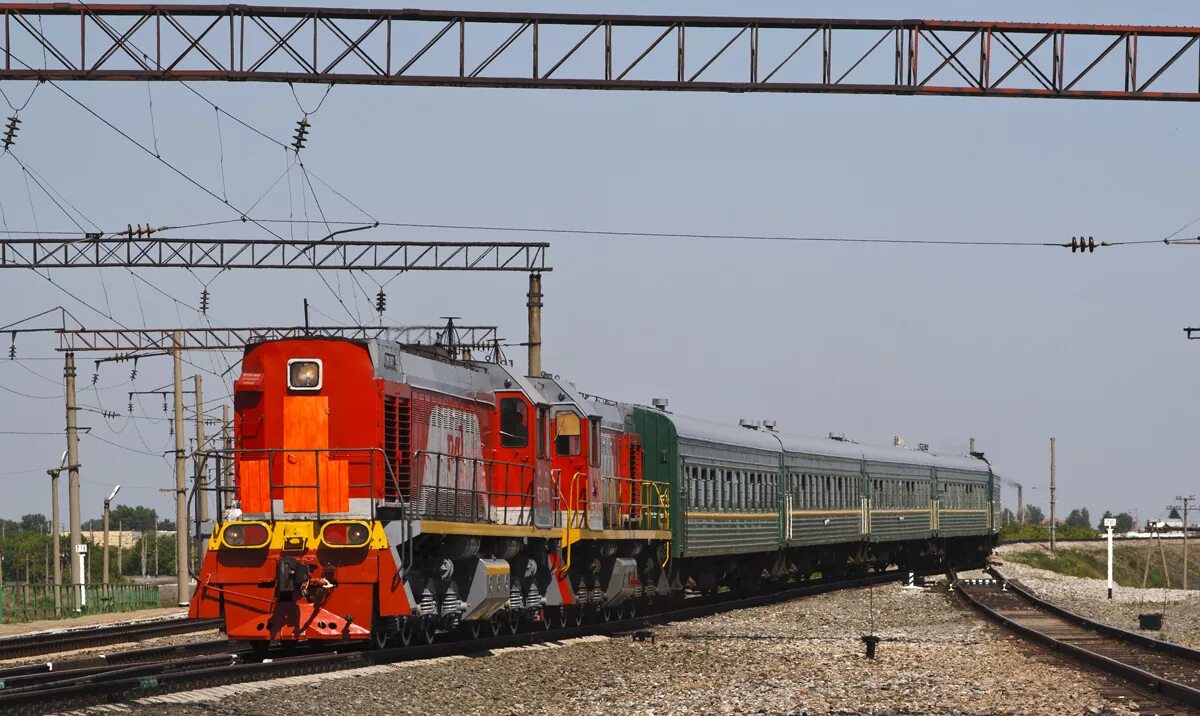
130;357;138;381
375;289;387;313
1067;236;1109;253
7;332;15;360
162;395;168;413
292;116;310;152
199;289;210;314
91;373;99;386
128;400;134;415
2;115;20;151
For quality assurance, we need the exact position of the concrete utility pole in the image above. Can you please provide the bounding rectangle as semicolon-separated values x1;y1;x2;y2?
1177;494;1195;591
1017;484;1024;525
194;374;208;561
1049;437;1057;551
527;272;542;377
64;352;83;603
172;332;189;605
47;461;63;612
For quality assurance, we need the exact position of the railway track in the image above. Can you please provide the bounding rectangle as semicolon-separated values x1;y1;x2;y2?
0;566;936;715
0;617;223;661
953;566;1200;714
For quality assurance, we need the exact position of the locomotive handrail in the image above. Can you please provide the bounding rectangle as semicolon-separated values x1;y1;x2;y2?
409;449;537;526
599;473;670;532
199;446;403;523
555;471;587;578
648;481;672;568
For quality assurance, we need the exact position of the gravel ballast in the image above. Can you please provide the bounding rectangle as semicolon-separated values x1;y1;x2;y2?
123;579;1142;716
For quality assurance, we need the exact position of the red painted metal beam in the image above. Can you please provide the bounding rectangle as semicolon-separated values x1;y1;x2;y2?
2;5;1199;100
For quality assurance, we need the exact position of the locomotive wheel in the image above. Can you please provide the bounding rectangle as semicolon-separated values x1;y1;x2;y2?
416;616;436;645
601;607;614;622
489;615;504;637
624;600;637;619
250;640;271;660
506;613;520;635
370;627;389;650
553;607;569;629
538;608;554;630
467;621;483;639
571;606;584;627
396;617;415;646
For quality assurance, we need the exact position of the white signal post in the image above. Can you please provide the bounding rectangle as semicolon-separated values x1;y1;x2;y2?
74;542;88;608
1104;517;1117;599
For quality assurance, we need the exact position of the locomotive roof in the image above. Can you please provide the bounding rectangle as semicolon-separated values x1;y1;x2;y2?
368;340;495;402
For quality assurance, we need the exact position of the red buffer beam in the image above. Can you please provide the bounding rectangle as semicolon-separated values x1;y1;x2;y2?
2;5;1200;100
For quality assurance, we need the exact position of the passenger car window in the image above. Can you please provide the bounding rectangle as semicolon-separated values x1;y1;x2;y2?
499;397;529;448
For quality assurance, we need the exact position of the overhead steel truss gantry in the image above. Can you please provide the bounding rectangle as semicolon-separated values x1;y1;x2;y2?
55;324;502;353
1;5;1200;100
0;237;550;271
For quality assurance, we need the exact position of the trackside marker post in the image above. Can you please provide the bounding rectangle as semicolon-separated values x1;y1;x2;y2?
1104;517;1116;599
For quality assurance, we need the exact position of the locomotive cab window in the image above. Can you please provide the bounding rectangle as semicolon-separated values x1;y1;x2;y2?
499;397;529;448
287;358;322;391
555;412;582;456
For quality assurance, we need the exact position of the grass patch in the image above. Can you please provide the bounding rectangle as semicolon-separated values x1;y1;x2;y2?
1005;544;1200;590
999;523;1097;540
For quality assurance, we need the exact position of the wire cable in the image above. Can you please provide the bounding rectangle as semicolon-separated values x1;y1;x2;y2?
289;82;335;116
0;82;39;114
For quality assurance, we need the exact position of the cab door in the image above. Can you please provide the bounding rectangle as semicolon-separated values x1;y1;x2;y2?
532;405;552;528
493;392;536;525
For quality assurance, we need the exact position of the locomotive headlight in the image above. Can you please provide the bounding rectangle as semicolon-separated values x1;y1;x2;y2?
320;521;372;548
287;359;322;390
221;522;270;548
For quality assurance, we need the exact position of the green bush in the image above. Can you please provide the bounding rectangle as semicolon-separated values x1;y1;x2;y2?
999;523;1098;541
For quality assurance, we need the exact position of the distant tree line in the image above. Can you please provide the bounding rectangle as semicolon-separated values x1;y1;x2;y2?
0;505;180;584
999;504;1136;540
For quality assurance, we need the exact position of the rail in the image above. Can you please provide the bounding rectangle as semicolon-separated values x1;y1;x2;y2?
951;565;1200;709
0;566;920;714
0;583;159;623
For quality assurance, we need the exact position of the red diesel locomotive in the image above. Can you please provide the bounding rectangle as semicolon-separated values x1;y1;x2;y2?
189;334;669;647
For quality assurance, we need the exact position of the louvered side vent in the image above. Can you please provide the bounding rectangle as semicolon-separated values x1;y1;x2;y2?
396;397;412;500
384;395;398;502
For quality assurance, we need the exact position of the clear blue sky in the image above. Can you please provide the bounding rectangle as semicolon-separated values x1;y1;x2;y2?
1;0;1198;528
